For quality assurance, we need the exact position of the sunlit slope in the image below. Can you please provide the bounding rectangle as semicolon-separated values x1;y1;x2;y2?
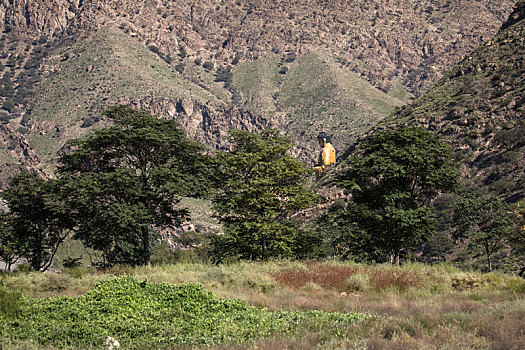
233;52;404;155
376;4;525;201
27;24;224;164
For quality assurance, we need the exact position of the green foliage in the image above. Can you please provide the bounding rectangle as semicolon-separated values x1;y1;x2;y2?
215;65;233;88
62;256;82;269
0;284;23;318
0;213;21;272
454;194;517;271
174;62;184;74
339;126;459;264
1;174;74;271
58;105;212;266
150;243;179;265
299;200;374;261
0;277;368;348
211;130;318;262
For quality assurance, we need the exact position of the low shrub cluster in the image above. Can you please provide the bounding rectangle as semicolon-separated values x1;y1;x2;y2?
0;277;369;349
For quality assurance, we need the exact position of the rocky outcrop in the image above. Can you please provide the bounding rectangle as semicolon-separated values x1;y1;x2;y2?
110;97;272;151
1;0;516;96
0;0;78;37
0;125;44;186
355;2;525;202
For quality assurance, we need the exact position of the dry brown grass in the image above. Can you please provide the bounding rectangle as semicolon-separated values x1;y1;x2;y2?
272;262;427;294
3;261;525;350
273;262;360;291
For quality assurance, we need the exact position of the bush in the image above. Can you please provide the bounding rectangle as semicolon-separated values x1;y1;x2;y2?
231;54;241;65
451;272;485;290
0;284;23;318
2;100;15;113
14;263;30;273
62;257;82;268
63;266;95;279
343;273;370;292
175;63;184;74
285;53;296;63
203;61;214;70
150;243;178;265
215;65;232;86
0;110;11;123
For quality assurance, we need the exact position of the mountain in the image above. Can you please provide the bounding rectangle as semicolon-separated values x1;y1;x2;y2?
363;1;525;201
0;0;517;184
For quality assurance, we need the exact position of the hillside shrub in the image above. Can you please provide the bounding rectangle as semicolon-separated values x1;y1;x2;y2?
175;63;184;74
0;111;11;123
203;61;214;70
285;53;296;63
344;273;370;292
63;266;95;279
0;286;23;319
1;99;15;113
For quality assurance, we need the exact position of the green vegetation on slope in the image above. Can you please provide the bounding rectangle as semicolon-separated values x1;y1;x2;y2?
379;4;525;200
231;51;404;155
279;52;403;151
27;23;223;164
232;55;283;115
0;276;368;349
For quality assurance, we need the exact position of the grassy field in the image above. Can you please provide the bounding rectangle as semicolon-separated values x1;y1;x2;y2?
1;261;524;349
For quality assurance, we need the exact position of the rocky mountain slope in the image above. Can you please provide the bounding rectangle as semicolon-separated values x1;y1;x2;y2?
361;1;525;202
0;0;518;184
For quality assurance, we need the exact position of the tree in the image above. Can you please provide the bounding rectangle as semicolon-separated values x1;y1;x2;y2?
0;213;22;272
59;105;210;266
211;130;318;262
296;200;377;261
510;202;525;276
454;194;516;272
1;174;74;271
338;126;459;264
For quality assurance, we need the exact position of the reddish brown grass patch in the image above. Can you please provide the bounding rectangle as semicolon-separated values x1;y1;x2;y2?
368;269;425;292
273;263;427;293
273;263;360;292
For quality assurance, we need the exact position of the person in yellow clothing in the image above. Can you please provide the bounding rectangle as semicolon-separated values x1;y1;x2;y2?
313;131;336;179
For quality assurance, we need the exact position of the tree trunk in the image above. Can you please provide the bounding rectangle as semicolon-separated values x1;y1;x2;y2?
261;237;266;261
485;242;492;272
395;250;400;266
142;226;150;265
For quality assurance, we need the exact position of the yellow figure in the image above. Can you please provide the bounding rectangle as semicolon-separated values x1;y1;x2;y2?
313;131;336;179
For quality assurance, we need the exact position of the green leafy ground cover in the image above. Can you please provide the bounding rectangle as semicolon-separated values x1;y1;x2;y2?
0;276;369;349
1;261;524;349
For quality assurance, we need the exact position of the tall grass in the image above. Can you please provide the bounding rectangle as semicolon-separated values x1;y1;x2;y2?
1;260;524;349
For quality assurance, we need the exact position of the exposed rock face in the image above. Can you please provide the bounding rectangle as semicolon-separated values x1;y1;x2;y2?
0;124;43;185
0;0;77;37
1;0;516;96
110;96;272;152
0;0;519;188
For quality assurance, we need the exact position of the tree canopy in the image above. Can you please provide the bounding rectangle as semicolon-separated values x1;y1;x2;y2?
338;126;459;264
454;194;517;271
58;105;211;266
211;129;318;262
1;173;74;271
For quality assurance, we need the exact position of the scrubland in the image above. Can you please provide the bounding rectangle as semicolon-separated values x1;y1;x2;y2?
1;261;524;349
